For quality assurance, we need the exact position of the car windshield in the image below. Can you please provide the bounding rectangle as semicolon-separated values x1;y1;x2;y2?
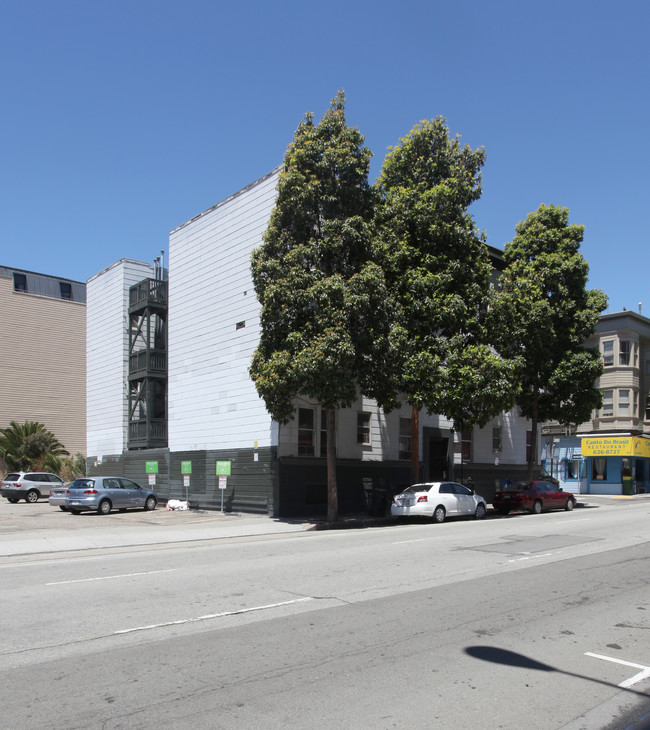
504;482;533;491
70;479;95;489
3;474;21;481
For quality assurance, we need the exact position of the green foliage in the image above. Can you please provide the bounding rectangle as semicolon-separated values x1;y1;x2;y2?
251;91;395;423
375;117;518;427
0;420;69;473
491;204;608;473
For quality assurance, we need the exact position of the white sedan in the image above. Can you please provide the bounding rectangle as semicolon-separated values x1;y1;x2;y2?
391;481;487;523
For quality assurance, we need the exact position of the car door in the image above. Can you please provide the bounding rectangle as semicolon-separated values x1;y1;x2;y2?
451;483;475;515
438;483;460;515
542;481;564;508
120;478;145;508
103;478;125;508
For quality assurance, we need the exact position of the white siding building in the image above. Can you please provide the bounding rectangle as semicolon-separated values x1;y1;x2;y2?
86;259;155;460
86;171;538;515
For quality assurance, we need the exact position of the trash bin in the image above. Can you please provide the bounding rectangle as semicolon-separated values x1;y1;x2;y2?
623;476;634;495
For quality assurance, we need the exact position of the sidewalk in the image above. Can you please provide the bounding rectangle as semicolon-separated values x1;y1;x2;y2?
1;492;648;558
0;511;318;558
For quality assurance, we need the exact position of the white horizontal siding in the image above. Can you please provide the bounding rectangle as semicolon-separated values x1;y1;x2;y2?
472;409;537;465
168;171;278;451
86;259;154;457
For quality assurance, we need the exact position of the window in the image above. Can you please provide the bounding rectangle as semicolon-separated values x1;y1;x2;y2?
13;273;27;292
633;391;638;417
298;408;315;456
602;390;613;417
492;427;502;453
399;418;411;460
59;282;72;300
619;340;631;366
592;457;607;480
458;430;472;462
646;394;650;420
566;459;583;480
619;389;630;415
357;412;371;445
602;340;614;366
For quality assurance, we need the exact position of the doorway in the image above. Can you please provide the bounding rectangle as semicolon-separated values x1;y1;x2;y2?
427;437;449;481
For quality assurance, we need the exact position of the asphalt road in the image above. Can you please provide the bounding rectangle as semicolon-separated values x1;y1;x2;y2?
1;499;649;729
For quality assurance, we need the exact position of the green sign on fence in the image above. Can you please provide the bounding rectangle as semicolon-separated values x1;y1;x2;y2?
216;461;231;476
181;461;192;475
145;461;159;474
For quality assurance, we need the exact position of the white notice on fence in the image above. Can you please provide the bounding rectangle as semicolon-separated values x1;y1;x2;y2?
218;476;227;490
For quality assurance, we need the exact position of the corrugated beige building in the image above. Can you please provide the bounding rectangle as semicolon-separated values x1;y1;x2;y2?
0;266;86;456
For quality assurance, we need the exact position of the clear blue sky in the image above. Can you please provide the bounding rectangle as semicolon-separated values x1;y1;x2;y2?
1;0;647;314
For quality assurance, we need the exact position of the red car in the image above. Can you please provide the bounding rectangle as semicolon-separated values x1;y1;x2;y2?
493;480;576;515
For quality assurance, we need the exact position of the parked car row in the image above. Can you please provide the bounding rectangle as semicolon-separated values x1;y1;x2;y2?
2;473;575;521
391;480;576;523
1;472;158;515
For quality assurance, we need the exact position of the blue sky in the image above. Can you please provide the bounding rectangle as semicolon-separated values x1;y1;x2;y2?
1;0;647;314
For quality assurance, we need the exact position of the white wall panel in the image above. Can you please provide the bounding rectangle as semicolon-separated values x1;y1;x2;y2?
168;170;279;451
86;259;153;457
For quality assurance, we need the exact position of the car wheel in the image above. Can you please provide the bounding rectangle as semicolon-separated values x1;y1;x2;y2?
497;508;510;516
7;498;19;504
98;500;112;515
565;498;575;511
144;496;157;511
59;505;68;511
432;506;446;523
474;503;486;520
70;509;81;515
531;500;542;514
25;490;39;503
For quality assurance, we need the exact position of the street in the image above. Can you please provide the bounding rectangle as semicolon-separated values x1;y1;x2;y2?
1;499;649;729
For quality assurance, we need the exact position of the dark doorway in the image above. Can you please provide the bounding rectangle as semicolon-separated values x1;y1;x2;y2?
427;437;449;481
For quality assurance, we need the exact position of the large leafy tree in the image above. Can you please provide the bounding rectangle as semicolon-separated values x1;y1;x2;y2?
0;420;69;472
492;204;608;479
250;92;396;521
375;118;518;482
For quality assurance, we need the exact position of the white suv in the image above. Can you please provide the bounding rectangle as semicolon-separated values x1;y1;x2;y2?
1;472;66;503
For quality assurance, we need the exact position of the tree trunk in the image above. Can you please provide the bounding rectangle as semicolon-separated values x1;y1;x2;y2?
326;408;338;522
527;388;539;481
410;404;420;484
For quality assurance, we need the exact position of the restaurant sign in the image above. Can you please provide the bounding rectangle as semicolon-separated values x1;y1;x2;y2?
581;436;650;458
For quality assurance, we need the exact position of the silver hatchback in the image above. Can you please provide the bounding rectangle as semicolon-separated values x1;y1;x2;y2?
65;477;158;515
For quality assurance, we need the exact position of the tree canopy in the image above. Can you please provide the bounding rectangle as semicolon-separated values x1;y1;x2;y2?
375;117;518;479
250;91;395;519
491;204;608;477
0;420;69;473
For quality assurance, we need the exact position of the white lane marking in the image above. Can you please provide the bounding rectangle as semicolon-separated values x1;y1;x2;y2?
46;569;177;585
585;652;650;688
393;537;441;544
114;596;314;635
508;552;553;563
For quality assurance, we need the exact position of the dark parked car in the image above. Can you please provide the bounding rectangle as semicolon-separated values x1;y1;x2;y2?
65;477;158;515
492;480;576;515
